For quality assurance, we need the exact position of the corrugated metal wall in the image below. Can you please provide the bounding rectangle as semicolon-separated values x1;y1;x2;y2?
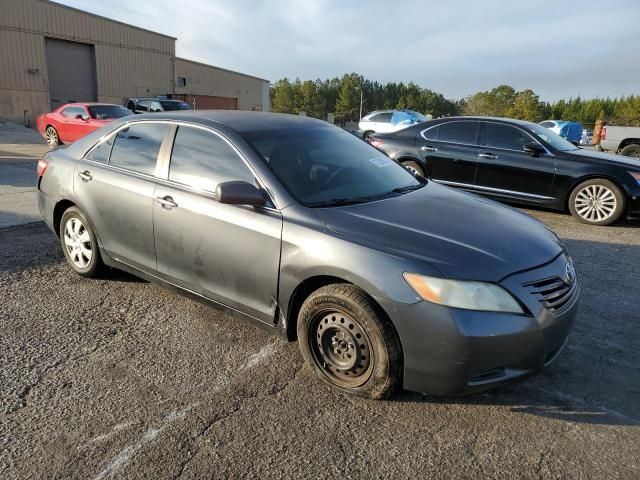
0;0;175;123
175;58;268;111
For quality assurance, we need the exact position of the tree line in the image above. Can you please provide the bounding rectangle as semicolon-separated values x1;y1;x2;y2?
269;74;640;127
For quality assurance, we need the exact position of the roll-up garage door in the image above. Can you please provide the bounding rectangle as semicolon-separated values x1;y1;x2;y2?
45;38;97;110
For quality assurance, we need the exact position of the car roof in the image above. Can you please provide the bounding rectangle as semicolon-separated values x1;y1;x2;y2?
430;116;540;127
126;110;330;132
58;102;123;108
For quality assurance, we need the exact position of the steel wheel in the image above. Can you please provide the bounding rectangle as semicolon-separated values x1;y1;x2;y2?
63;217;93;269
45;126;59;147
310;309;373;388
574;184;617;223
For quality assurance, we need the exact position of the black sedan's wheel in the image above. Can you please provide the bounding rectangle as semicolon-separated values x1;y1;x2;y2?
297;284;402;399
60;207;103;277
620;144;640;159
568;179;626;226
401;160;425;177
45;126;61;147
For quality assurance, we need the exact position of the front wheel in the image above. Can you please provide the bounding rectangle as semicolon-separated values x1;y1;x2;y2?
60;207;104;277
568;179;626;226
297;284;402;399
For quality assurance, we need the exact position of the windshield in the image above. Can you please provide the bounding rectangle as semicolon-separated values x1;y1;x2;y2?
527;123;578;151
241;126;422;206
89;105;132;120
160;101;191;111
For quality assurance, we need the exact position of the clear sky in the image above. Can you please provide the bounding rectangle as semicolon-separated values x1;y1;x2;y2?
56;0;640;101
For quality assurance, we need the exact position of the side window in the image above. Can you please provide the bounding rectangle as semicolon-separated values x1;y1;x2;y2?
109;123;169;175
63;107;86;119
486;123;532;151
540;121;554;128
85;135;114;163
438;121;479;145
125;100;135;110
376;112;393;122
169;126;254;191
137;100;149;112
391;112;412;126
150;101;162;113
422;125;439;141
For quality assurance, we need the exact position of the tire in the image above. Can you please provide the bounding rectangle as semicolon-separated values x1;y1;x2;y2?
363;130;374;140
401;160;425;177
60;207;104;277
45;125;61;147
619;143;640;159
568;179;626;226
297;284;402;399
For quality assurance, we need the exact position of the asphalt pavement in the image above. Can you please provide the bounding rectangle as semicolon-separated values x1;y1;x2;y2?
1;207;639;479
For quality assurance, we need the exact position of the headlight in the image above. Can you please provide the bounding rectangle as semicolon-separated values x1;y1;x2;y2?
628;171;640;185
403;273;524;313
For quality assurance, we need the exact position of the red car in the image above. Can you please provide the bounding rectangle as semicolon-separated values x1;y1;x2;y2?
36;103;132;147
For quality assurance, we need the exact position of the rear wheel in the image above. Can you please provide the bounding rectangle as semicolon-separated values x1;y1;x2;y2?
401;160;425;177
297;284;402;399
620;144;640;159
363;130;374;140
45;126;61;147
60;207;104;277
568;179;626;226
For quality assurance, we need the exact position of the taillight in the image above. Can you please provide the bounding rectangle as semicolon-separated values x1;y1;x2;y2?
600;126;606;140
369;139;384;148
37;158;49;177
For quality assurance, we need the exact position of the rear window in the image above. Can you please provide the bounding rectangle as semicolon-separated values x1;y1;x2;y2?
161;101;191;111
108;123;169;175
438;121;479;145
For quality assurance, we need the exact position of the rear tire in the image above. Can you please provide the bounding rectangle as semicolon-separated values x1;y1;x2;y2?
568;179;626;226
620;144;640;159
401;160;425;177
363;130;374;140
45;125;61;147
60;207;104;277
297;284;402;399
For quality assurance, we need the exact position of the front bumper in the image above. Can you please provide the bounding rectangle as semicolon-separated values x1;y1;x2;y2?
377;253;579;395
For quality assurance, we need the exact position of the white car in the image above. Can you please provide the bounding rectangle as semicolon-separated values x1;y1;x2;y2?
358;110;428;139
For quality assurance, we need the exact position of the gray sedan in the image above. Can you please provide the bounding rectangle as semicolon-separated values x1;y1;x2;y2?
37;111;579;399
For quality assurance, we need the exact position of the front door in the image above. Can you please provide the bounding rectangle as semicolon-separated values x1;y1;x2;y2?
74;122;172;271
153;125;282;323
417;120;480;185
474;122;556;201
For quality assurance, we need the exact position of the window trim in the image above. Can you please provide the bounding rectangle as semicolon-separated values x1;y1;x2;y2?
82;120;277;208
482;121;552;155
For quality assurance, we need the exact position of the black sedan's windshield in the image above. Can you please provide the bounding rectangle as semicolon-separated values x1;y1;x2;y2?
89;105;132;120
241;126;422;206
527;123;579;151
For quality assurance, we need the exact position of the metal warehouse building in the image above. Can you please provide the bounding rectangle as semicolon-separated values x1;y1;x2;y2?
0;0;269;125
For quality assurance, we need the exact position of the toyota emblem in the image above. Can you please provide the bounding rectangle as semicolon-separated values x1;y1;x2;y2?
565;262;576;284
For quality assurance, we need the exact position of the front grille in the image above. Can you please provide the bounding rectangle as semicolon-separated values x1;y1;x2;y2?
523;276;577;313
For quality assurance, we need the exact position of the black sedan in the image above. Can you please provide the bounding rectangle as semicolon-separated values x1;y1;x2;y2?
369;116;640;225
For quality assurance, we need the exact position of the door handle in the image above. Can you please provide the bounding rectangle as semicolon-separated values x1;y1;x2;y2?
420;146;438;152
77;170;92;181
478;153;498;160
155;195;178;209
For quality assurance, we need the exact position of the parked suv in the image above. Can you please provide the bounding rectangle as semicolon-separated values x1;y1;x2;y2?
358;110;427;139
125;97;191;114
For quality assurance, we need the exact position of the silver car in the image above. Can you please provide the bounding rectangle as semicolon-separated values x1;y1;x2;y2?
37;111;578;399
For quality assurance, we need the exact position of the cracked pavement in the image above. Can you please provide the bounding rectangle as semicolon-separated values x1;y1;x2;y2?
1;210;639;479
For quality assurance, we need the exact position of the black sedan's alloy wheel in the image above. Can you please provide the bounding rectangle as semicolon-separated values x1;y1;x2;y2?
568;178;626;226
297;284;402;399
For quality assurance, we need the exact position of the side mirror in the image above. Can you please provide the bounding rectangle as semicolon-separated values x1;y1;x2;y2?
75;114;89;121
216;181;266;206
523;142;545;156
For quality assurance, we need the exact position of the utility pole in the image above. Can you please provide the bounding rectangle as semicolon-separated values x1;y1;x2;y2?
359;87;363;120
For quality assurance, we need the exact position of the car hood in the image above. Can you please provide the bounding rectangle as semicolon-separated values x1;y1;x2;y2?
566;147;640;168
317;182;563;281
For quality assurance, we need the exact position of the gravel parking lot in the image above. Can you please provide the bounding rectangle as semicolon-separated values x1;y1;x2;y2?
1;209;639;479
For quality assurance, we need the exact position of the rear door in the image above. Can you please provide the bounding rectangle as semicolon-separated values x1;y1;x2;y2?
371;112;394;133
416;120;480;185
474;121;556;200
153;124;283;322
74;122;172;271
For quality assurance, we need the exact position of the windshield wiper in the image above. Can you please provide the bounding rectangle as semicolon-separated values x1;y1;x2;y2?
307;198;371;208
391;183;424;194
